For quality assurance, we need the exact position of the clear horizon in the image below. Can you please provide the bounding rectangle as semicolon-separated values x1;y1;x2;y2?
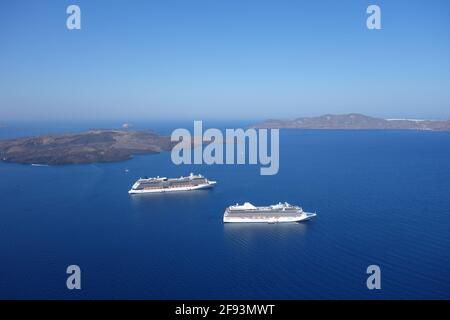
1;0;450;121
0;112;450;123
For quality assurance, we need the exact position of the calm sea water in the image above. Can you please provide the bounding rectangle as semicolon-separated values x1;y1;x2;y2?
1;123;450;299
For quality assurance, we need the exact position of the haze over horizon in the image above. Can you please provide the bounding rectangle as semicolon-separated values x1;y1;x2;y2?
1;0;450;121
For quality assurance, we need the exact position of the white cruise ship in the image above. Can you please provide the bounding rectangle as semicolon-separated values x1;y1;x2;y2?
223;202;316;223
128;173;216;194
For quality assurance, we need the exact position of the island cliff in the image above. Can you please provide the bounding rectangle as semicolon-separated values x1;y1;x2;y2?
0;129;173;165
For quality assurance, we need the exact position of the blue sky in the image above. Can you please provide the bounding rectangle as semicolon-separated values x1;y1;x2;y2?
0;0;449;121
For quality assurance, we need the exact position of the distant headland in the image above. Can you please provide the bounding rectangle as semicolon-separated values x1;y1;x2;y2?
0;129;172;165
1;114;449;166
252;113;450;131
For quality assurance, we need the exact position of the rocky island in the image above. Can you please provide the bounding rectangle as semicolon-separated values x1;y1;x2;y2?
0;129;173;165
253;113;450;131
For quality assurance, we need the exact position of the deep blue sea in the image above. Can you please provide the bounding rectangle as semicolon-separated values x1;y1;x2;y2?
1;122;450;299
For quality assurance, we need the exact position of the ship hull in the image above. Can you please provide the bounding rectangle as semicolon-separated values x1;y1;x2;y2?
128;182;216;194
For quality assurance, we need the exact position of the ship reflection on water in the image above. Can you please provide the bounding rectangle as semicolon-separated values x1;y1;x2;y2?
129;189;213;214
223;221;311;245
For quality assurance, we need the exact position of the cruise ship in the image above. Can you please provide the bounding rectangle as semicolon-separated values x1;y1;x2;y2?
128;173;216;194
223;202;316;223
